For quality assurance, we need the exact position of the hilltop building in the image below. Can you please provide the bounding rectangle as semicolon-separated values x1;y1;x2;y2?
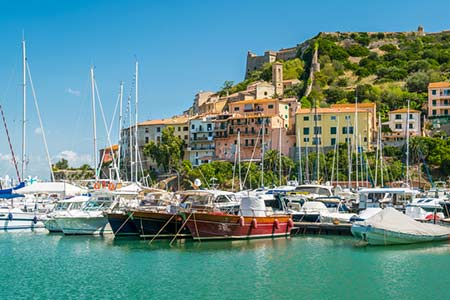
382;108;421;145
427;82;450;134
295;104;375;154
188;114;217;166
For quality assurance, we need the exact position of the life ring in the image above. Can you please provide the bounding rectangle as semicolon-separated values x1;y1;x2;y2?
251;218;258;229
274;219;280;229
108;182;116;191
239;216;245;227
93;182;101;190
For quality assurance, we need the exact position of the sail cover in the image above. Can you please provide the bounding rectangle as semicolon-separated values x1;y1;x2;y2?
15;182;87;195
360;207;450;236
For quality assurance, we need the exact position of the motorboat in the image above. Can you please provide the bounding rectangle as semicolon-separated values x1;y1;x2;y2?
182;194;293;240
44;195;90;232
55;193;115;235
351;207;450;245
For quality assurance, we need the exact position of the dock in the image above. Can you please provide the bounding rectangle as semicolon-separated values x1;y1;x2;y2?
292;222;353;236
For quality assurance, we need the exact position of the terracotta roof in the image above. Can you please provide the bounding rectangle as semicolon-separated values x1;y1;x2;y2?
138;116;190;126
428;82;450;88
231;99;279;105
330;102;376;109
389;108;421;114
296;107;369;114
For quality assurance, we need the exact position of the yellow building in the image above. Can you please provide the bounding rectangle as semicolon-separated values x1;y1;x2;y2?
295;106;374;151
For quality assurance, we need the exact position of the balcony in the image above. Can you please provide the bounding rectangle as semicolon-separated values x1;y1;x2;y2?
190;146;215;151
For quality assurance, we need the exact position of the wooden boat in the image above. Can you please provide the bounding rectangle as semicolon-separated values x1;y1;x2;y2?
183;195;293;240
351;207;450;245
107;211;140;236
130;210;189;239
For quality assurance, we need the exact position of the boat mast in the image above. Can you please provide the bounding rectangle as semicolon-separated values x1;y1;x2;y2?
21;37;27;180
297;120;302;185
90;66;98;182
379;114;384;187
279;126;282;185
354;94;359;188
346;116;351;189
406;99;410;187
238;131;242;190
134;60;139;183
117;81;124;177
314;99;319;182
261;118;264;188
128;94;133;182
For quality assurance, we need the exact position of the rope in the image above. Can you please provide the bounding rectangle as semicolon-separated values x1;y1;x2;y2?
113;211;135;235
193;212;201;243
148;213;177;244
169;212;193;246
0;104;20;182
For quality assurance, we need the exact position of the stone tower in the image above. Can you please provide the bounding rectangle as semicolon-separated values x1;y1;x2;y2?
272;62;284;96
417;25;425;36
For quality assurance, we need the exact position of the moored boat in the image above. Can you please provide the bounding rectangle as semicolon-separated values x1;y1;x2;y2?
351;207;450;245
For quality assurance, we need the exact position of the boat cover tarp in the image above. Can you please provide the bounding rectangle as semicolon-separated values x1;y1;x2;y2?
15;182;87;195
240;196;266;217
0;182;25;194
114;183;142;195
360;207;450;236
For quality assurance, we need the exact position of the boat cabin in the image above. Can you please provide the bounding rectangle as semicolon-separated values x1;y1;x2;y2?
358;188;418;210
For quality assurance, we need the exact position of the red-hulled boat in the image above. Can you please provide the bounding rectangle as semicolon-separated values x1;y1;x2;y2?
184;212;293;240
182;195;293;240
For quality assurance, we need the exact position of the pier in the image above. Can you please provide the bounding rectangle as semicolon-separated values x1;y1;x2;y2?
292;222;353;236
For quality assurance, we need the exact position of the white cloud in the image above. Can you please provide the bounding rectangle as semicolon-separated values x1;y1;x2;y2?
55;150;92;167
34;127;42;135
65;88;81;97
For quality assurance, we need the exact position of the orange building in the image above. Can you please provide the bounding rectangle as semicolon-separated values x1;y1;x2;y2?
428;82;450;117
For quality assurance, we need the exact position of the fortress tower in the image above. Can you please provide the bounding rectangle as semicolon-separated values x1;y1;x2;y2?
272;62;284;96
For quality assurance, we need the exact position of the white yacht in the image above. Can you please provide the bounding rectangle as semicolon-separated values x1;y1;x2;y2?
55;193;116;235
44;195;90;232
0;205;45;232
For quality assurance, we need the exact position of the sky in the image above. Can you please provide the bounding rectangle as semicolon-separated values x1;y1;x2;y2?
0;0;449;180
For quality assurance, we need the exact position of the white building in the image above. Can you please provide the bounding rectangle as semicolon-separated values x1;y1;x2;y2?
383;108;421;144
188;115;216;166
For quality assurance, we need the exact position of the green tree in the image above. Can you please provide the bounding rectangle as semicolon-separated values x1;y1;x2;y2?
143;126;185;172
54;158;69;170
405;72;429;93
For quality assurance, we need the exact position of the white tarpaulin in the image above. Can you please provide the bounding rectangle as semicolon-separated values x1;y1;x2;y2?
240;195;266;217
114;183;143;195
359;207;450;236
15;182;87;195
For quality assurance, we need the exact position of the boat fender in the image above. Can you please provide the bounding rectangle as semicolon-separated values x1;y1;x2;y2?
93;182;101;190
274;219;280;229
239;216;245;227
288;218;294;228
251;218;258;229
8;212;13;221
33;216;38;224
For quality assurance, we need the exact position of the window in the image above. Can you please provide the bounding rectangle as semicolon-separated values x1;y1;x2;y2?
145;137;149;143
244;104;252;111
234;107;240;111
178;127;181;131
433;110;437;116
183;127;188;131
184;135;188;140
345;115;350;120
395;114;402;120
156;127;161;133
264;91;268;96
330;127;337;135
409;123;413;129
314;126;322;134
303;127;310;135
303;116;309;121
314;115;322;121
433;100;437;106
395;124;402;129
432;89;436;95
409;113;414;120
330;116;336;121
145;128;149;133
342;127;354;134
364;137;367;142
445;100;449;105
445;109;449;115
245;139;249;146
268;104;274;109
312;137;321;145
345;137;351;143
191;124;195;130
303;137;310;143
331;138;336;145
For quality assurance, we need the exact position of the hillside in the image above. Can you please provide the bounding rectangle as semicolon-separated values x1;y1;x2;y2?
227;27;450;121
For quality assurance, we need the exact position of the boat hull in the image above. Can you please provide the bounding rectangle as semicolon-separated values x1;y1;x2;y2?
0;210;45;232
44;218;62;233
184;213;293;240
352;224;450;245
107;212;139;236
56;216;112;235
131;211;190;238
292;213;320;223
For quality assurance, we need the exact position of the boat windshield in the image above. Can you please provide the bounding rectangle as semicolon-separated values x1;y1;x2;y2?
82;199;111;211
69;202;84;210
55;203;70;211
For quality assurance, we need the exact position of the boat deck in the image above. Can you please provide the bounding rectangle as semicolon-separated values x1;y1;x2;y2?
292;222;352;236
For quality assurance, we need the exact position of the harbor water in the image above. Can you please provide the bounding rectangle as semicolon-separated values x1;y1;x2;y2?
1;233;449;300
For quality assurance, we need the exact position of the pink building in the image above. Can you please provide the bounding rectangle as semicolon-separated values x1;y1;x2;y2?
214;99;296;161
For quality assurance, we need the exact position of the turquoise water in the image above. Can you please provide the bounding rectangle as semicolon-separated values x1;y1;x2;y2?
1;233;449;300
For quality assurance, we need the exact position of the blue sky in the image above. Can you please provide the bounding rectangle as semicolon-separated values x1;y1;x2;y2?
0;0;449;179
